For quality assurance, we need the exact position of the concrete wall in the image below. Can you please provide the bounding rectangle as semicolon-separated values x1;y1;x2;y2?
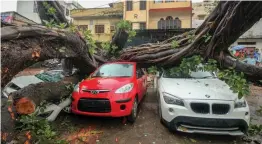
16;0;41;24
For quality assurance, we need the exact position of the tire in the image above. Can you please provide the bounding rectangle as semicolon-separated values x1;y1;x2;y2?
157;92;164;124
127;97;138;123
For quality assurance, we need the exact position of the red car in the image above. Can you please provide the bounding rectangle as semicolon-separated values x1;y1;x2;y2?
71;62;147;122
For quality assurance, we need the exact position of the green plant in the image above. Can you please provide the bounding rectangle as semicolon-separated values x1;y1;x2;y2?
116;20;132;31
57;23;67;29
203;33;212;43
148;66;158;75
48;7;56;15
69;24;77;32
82;29;97;55
43;19;56;28
187;34;195;43
171;40;180;49
256;106;262;115
248;124;262;136
127;30;136;42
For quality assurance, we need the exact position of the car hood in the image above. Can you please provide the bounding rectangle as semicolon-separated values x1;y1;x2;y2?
159;78;238;101
80;77;133;91
10;76;43;88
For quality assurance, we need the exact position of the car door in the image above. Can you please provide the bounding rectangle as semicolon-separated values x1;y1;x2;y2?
136;68;143;101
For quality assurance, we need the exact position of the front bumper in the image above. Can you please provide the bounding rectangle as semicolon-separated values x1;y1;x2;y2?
71;91;135;117
160;96;250;135
163;116;248;136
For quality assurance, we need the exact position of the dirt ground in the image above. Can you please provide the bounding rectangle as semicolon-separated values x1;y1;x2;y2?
14;69;262;144
53;86;262;144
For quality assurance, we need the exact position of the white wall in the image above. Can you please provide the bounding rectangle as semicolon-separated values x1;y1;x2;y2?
16;0;41;24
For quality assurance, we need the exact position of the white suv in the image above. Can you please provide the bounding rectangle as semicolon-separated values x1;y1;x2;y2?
156;69;250;136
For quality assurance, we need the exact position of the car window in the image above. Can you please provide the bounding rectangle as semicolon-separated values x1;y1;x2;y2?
136;68;143;79
35;71;63;82
92;63;134;78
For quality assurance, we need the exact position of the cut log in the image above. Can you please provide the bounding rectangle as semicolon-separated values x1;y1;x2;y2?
10;76;79;115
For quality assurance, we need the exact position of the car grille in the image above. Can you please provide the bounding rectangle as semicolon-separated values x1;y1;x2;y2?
212;104;230;115
78;98;111;113
190;103;209;114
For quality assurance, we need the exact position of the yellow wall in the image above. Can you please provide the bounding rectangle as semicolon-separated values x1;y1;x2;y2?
123;0;192;29
149;1;191;9
71;2;123;42
148;11;191;28
74;18;121;42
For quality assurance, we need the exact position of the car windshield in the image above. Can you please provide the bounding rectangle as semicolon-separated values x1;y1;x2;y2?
35;71;63;82
163;69;216;79
92;63;134;78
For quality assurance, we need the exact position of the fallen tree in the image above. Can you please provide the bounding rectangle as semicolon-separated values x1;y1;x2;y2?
1;1;262;142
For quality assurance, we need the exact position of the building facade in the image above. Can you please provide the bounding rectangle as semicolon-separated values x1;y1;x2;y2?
71;3;123;42
123;0;192;30
15;0;82;24
1;11;38;25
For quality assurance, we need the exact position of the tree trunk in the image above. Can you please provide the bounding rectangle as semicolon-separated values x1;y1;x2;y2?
1;25;97;88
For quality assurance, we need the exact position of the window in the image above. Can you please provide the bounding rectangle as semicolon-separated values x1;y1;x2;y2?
140;1;146;10
126;1;133;11
95;25;104;33
157;17;181;29
140;23;146;30
165;0;174;2
33;1;38;13
92;63;134;77
238;42;256;45
110;25;115;32
136;68;143;79
154;0;163;3
66;9;69;16
78;25;88;31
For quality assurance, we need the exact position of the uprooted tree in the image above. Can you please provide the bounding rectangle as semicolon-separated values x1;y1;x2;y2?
1;1;262;142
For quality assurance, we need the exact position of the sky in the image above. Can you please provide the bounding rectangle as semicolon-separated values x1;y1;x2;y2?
0;0;203;12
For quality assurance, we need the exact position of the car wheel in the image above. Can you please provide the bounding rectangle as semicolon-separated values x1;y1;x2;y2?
158;93;164;124
127;97;138;123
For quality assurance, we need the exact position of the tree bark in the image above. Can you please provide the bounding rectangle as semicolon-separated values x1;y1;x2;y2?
1;25;97;88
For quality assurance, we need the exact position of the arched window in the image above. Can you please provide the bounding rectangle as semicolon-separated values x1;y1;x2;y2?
166;16;173;29
158;18;165;29
166;16;173;20
174;17;181;28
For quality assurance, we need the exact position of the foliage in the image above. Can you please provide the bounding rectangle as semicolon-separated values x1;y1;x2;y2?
256;106;262;115
187;34;195;43
217;69;250;99
203;33;212;43
116;20;132;31
56;23;67;29
127;30;136;42
248;124;262;136
148;66;158;75
166;55;249;99
101;42;118;54
43;1;56;15
69;24;77;32
116;20;136;42
43;19;56;29
171;40;180;49
16;114;67;144
82;29;97;55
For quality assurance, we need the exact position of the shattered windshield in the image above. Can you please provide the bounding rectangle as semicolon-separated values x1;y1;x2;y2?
92;63;134;78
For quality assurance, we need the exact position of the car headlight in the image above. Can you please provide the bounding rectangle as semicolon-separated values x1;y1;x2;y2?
234;99;246;108
73;83;80;92
163;92;184;106
115;83;134;93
